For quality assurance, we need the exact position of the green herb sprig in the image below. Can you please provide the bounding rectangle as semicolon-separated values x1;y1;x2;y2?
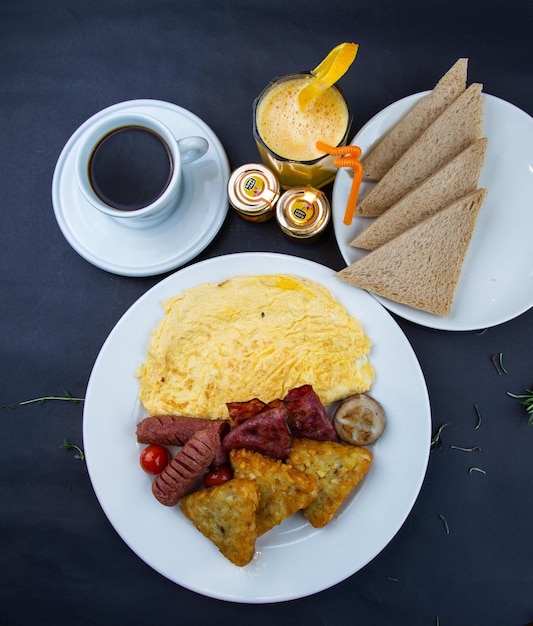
492;352;508;375
61;439;85;461
438;513;449;534
474;403;482;429
430;423;449;449
450;445;481;452
20;390;84;406
507;388;533;426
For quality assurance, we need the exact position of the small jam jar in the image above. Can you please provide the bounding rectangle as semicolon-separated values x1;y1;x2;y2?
276;185;331;243
227;163;280;222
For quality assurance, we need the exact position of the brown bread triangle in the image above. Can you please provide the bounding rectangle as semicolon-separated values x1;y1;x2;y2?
362;58;469;181
337;188;487;316
351;138;488;250
356;83;484;217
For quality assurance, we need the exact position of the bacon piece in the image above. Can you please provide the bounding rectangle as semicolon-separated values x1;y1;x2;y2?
226;398;267;425
136;415;229;446
222;404;292;459
152;429;221;506
266;398;285;410
283;384;338;442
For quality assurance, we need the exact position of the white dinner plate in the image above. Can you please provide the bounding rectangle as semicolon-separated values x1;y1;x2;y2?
83;252;431;603
52;99;230;277
332;93;533;331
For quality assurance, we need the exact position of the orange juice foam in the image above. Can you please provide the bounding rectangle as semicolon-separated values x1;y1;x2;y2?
256;76;349;162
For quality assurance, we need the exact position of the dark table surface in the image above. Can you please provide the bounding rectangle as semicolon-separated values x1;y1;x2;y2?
1;1;532;624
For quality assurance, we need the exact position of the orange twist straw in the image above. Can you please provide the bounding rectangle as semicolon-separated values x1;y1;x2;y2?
316;141;364;225
316;141;361;158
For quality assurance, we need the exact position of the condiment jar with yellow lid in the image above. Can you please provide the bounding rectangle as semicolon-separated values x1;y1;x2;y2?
227;163;280;222
276;185;331;242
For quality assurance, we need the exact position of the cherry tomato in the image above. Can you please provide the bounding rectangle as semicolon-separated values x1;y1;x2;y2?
203;465;233;487
140;445;170;475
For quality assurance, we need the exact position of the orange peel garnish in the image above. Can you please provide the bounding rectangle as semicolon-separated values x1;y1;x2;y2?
298;43;359;112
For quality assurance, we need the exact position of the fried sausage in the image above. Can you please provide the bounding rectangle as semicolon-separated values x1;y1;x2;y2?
152;429;221;506
136;414;229;446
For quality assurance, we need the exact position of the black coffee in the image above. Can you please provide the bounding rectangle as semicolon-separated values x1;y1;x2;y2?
89;126;173;211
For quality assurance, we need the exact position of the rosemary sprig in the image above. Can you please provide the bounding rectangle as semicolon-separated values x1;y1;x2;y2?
474;403;482;429
61;438;85;461
20;390;84;406
430;423;449;449
438;513;449;534
492;352;508;375
450;445;481;452
507;389;533;426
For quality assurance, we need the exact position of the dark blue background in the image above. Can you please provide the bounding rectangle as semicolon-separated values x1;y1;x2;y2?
1;1;532;624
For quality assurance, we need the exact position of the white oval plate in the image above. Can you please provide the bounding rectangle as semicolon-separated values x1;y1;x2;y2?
83;252;430;603
332;93;533;330
52;99;230;277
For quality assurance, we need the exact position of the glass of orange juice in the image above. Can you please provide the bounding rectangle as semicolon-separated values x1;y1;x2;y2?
253;72;352;189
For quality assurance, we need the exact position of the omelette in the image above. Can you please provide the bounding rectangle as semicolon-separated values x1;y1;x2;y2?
138;275;374;419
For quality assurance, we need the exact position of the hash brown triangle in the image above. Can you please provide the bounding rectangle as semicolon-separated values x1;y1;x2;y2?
287;438;372;528
230;448;318;535
180;478;259;567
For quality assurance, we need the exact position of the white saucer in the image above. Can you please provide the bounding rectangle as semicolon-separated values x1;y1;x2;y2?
52;100;230;277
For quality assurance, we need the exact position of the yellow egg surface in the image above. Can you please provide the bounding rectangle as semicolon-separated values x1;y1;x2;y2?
138;275;374;419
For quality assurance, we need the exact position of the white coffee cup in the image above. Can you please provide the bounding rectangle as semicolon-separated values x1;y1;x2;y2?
75;110;208;228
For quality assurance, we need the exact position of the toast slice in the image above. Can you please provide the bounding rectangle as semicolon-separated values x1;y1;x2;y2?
337;188;488;316
356;83;484;217
362;58;469;181
351;138;488;250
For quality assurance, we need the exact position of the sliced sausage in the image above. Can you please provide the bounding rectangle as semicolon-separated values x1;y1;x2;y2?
222;403;292;459
284;384;338;442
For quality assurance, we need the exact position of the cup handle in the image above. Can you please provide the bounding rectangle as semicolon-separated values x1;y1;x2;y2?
178;136;209;165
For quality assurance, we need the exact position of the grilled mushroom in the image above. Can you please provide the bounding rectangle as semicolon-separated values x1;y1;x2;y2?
333;394;386;446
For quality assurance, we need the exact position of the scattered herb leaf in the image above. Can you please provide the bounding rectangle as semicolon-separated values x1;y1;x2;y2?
61;438;85;461
430;423;449;449
387;576;399;582
438;513;449;534
468;467;486;475
450;445;481;452
474;403;482;430
507;389;533;426
20;390;84;406
491;352;508;375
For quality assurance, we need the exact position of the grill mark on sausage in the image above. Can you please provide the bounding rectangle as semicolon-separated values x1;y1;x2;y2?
152;429;221;506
